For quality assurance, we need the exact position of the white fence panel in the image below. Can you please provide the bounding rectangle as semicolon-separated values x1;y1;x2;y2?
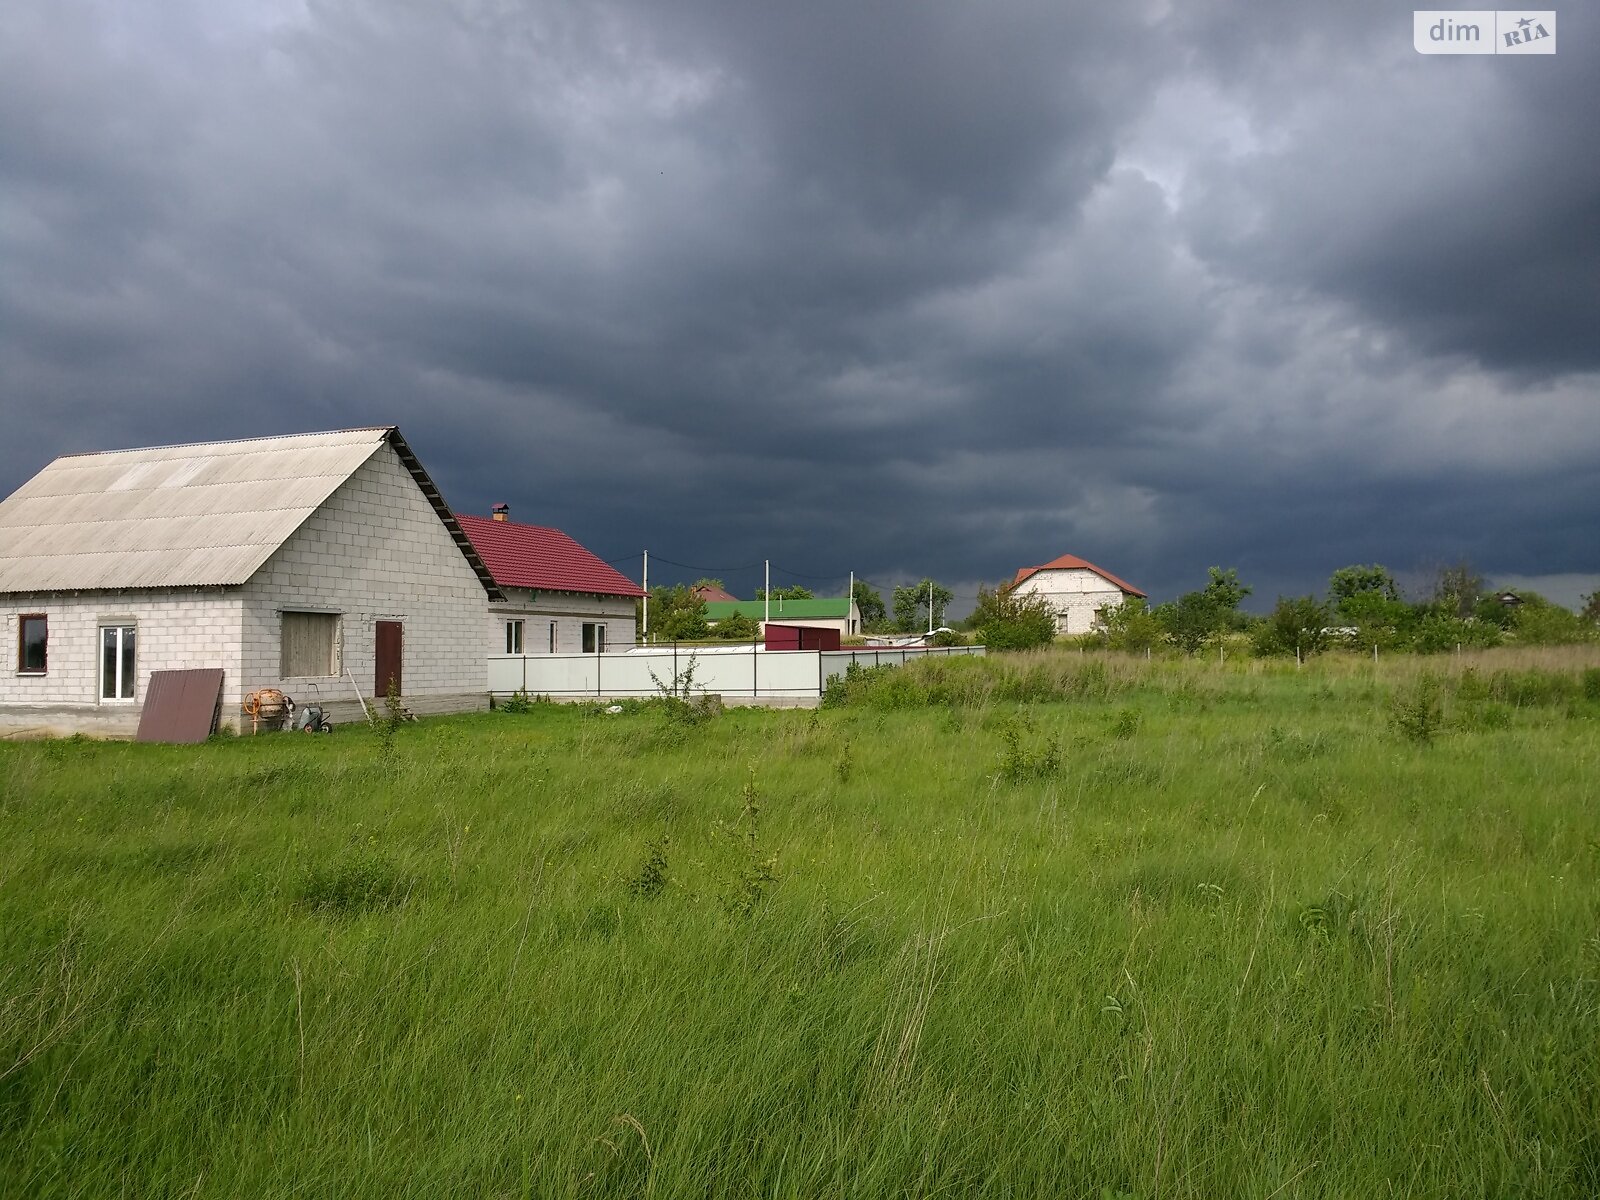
488;644;984;699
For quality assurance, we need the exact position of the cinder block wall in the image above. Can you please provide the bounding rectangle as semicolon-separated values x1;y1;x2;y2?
489;589;637;654
0;591;244;733
240;443;489;704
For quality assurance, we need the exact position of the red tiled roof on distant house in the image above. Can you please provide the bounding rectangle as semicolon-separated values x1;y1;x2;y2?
456;514;645;597
1012;554;1147;598
692;583;738;602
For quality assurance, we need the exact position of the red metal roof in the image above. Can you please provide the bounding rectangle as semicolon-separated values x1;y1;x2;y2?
1012;554;1147;598
455;514;645;597
692;583;738;601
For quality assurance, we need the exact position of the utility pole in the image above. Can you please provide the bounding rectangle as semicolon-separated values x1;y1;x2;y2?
642;550;649;643
928;579;934;635
764;559;770;628
848;570;854;635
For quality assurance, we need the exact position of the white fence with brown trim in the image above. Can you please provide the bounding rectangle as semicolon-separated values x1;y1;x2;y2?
486;643;984;700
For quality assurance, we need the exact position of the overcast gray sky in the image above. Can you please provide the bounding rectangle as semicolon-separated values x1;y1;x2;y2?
3;0;1596;610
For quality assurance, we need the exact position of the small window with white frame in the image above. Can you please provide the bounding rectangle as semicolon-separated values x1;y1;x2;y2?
100;623;136;701
582;622;606;653
281;611;340;677
505;619;524;655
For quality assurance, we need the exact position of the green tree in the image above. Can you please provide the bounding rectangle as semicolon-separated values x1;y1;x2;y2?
1252;595;1332;658
648;584;709;641
712;611;760;641
1154;592;1220;655
1582;591;1600;626
755;585;814;601
1410;610;1501;653
1339;588;1415;650
892;579;954;632
1507;594;1595;646
1428;560;1484;619
852;580;886;631
1202;566;1252;614
1155;567;1252;654
1096;596;1162;652
1328;564;1400;611
971;583;1057;651
692;577;728;594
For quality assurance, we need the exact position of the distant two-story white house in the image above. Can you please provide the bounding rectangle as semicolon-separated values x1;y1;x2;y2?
0;427;501;735
1010;553;1147;636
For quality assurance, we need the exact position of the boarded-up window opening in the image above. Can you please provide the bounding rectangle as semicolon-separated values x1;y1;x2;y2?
281;612;339;677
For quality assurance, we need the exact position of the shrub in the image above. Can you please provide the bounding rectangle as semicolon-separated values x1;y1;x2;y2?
649;656;723;728
996;718;1060;781
1390;674;1445;744
497;689;550;714
1510;598;1596;646
1408;612;1501;654
971;583;1057;651
626;836;670;899
822;660;898;708
1095;597;1163;653
1252;595;1332;658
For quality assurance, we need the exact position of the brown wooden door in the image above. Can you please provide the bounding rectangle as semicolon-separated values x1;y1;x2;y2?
374;621;403;698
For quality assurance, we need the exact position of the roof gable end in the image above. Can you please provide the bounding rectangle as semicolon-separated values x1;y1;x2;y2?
1013;554;1147;598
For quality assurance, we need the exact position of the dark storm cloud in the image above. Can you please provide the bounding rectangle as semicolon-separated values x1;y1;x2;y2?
1;0;1595;612
1174;8;1600;374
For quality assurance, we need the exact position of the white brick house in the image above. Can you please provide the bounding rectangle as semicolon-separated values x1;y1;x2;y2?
456;510;643;656
1010;553;1147;636
0;428;501;736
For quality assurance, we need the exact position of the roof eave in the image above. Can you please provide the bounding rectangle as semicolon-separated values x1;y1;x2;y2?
386;430;506;603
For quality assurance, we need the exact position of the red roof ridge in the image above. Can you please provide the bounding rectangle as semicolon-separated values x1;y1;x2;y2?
1013;553;1146;598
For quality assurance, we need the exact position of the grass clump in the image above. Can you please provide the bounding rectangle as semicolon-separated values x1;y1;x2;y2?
996;716;1060;781
626;835;671;900
298;847;412;916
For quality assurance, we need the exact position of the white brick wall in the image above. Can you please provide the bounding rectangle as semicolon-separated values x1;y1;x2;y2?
490;589;637;654
1;590;244;732
240;443;488;703
1012;569;1129;635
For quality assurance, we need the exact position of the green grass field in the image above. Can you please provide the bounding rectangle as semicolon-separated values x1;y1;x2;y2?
4;648;1599;1198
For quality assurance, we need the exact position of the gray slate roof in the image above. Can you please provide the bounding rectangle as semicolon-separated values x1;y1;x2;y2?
0;427;500;598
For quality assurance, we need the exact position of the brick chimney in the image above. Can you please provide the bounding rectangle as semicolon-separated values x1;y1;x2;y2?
491;503;509;522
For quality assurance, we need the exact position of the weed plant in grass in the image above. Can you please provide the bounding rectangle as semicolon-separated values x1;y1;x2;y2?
3;647;1599;1197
